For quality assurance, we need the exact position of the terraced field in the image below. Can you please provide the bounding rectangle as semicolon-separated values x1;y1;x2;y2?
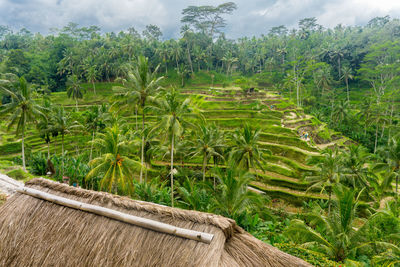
0;83;351;207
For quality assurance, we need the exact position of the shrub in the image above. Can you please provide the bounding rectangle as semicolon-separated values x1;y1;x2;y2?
27;152;47;175
275;243;338;266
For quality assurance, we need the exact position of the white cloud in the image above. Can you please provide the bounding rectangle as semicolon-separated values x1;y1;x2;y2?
1;0;400;38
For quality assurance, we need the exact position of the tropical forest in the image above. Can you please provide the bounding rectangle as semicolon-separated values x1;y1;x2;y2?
0;2;400;266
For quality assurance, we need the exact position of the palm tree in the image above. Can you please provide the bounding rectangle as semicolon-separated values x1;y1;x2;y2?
149;88;198;207
178;177;213;212
86;105;107;162
341;145;372;192
112;55;164;182
356;97;374;136
86;125;141;194
0;75;44;171
170;40;183;69
331;100;349;124
188;123;225;181
378;136;400;196
341;66;353;102
229;124;271;173
176;64;189;87
53;107;81;174
285;185;393;262
66;74;85;111
373;249;400;267
37;98;54;160
85;66;98;94
306;148;343;214
212;164;264;221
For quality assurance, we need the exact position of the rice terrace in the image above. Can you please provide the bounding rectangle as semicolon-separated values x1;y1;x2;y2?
0;1;400;266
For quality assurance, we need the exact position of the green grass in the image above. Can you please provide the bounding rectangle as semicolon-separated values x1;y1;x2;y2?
250;182;327;206
260;133;318;152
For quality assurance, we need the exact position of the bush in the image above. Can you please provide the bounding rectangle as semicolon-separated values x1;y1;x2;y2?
275;243;338;266
27;152;47;175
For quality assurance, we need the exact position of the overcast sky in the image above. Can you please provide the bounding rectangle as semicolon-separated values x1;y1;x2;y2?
1;0;400;38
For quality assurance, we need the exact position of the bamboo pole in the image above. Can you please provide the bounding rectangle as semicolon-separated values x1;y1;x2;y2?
16;187;214;244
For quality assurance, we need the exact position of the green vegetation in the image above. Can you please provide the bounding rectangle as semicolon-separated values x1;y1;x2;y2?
0;3;399;266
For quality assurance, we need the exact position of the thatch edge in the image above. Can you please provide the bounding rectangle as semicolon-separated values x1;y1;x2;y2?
17;186;214;244
25;178;237;239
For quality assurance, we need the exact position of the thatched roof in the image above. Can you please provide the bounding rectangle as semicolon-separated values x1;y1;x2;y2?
0;178;311;266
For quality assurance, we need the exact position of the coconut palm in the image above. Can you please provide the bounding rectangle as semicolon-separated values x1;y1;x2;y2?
37;98;54;160
285;185;393;262
373;249;400;267
86;125;141;194
85;66;98;94
85;105;107;162
331;100;349;124
212;163;264;221
341;66;353;102
148;88;198;207
377;136;400;196
52;107;82;173
66;74;85;111
0;75;45;171
112;55;164;182
229;124;271;173
341;145;372;191
188;123;225;181
306;148;343;214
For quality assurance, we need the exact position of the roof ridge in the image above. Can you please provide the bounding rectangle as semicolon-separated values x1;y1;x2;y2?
25;178;237;239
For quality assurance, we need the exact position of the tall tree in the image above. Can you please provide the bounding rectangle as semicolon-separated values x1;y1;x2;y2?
66;74;85;111
285;185;392;262
341;66;353;102
189;123;225;181
113;56;164;182
86;125;141;193
306;148;343;214
229;124;271;173
0;75;44;171
149;88;198;207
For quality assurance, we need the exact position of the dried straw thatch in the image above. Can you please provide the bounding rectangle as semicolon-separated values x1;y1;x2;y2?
0;178;312;266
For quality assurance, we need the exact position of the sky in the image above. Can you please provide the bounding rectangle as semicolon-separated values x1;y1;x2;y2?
1;0;400;39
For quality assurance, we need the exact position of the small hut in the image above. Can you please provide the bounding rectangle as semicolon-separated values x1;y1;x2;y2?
0;178;311;266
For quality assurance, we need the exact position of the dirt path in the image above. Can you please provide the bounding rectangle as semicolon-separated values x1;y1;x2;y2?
0;173;23;196
315;138;346;150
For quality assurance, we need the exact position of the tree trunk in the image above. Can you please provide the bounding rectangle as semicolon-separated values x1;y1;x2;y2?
374;124;379;153
90;130;95;162
62;134;65;176
328;190;332;215
21;129;26;171
139;111;145;182
170;133;175;207
92;81;96;95
145;162;148;183
345;78;349;102
54;136;57;156
135;105;138;131
75;99;79;111
202;153;207;182
47;141;50;160
186;46;193;74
